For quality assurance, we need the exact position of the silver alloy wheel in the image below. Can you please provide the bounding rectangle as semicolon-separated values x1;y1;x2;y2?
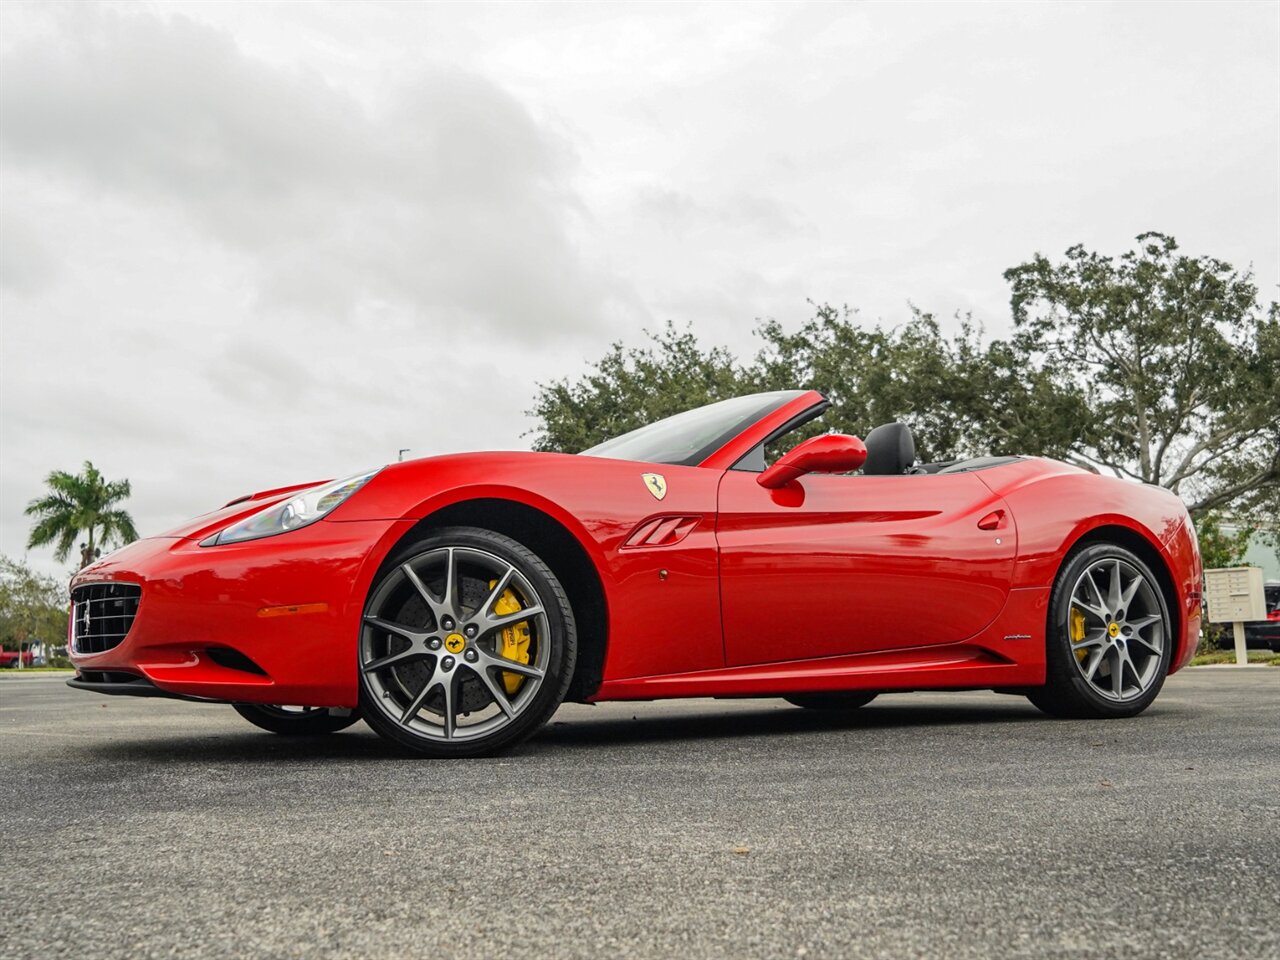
1067;557;1166;702
360;546;550;742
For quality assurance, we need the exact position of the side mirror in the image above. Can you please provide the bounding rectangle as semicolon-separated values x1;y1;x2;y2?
757;434;867;489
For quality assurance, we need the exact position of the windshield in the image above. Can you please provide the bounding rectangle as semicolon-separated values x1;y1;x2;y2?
580;391;805;466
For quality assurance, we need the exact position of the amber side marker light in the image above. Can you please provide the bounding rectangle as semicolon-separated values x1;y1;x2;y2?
257;603;329;618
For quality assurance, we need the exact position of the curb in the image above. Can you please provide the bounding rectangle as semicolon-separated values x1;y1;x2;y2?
0;671;76;680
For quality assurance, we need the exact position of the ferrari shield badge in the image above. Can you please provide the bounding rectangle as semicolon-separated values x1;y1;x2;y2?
641;473;667;501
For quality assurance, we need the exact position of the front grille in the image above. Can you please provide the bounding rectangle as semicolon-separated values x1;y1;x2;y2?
71;582;141;655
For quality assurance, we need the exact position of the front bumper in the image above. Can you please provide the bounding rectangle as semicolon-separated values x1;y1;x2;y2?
67;671;213;701
68;518;411;707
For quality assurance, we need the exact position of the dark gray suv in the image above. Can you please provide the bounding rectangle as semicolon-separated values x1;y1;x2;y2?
1244;582;1280;650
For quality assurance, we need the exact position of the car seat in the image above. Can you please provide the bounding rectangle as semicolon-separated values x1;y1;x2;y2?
862;422;917;475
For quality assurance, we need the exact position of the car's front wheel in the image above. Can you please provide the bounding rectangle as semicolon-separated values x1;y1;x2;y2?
1027;542;1172;719
357;527;576;758
232;704;360;736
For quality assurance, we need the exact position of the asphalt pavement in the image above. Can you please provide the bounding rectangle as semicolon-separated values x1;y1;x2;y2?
0;669;1276;960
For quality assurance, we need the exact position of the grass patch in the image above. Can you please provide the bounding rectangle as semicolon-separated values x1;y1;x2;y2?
1188;649;1280;667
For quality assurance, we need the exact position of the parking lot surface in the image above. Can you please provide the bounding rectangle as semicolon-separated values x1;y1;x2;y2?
0;669;1276;960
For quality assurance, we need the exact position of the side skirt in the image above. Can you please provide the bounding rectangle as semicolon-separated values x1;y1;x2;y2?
591;586;1050;701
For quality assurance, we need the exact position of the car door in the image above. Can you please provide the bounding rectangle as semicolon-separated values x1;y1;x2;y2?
716;468;1017;666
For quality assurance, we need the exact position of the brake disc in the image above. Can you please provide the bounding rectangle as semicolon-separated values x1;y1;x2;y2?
385;577;521;714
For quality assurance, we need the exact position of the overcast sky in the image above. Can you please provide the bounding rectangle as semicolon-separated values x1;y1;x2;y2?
2;0;1277;577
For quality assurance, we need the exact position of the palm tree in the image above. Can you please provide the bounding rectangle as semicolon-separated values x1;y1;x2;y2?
25;462;139;568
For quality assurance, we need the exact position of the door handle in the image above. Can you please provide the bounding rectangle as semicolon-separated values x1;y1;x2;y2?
977;509;1007;531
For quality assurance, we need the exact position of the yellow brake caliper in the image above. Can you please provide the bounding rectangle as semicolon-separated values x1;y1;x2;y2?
1070;606;1087;662
489;580;531;695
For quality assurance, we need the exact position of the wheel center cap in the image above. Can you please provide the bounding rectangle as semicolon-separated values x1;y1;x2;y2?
1108;622;1121;639
444;633;466;654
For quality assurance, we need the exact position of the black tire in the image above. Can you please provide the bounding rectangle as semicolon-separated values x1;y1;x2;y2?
784;691;878;710
232;703;360;736
358;527;576;758
1027;542;1172;719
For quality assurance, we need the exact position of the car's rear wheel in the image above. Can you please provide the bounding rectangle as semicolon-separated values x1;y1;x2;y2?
784;691;878;710
358;527;576;758
1027;542;1172;719
232;703;360;735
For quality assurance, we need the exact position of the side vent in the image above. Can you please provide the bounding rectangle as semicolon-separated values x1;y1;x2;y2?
623;516;701;549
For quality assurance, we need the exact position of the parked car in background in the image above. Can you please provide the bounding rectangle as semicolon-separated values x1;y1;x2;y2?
1212;581;1280;652
1245;582;1280;651
0;649;35;668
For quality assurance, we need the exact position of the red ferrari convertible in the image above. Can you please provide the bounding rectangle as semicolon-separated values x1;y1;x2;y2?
68;390;1202;757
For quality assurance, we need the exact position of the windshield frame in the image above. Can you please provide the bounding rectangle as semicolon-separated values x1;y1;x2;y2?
578;390;810;467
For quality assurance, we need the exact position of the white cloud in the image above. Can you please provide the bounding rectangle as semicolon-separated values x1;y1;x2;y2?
0;4;625;337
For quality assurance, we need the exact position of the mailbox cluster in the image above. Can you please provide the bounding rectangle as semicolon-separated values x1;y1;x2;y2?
1203;566;1268;665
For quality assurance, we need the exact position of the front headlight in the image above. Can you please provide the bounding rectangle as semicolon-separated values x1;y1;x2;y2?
204;469;380;546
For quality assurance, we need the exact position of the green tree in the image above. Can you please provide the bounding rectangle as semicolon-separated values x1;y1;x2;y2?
749;304;966;462
1193;513;1253;572
0;556;70;658
1004;233;1280;523
531;304;1089;466
25;461;139;568
530;322;749;453
750;303;1089;463
530;235;1277;528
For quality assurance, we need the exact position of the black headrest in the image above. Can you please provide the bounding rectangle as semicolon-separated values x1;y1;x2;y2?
862;422;915;475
